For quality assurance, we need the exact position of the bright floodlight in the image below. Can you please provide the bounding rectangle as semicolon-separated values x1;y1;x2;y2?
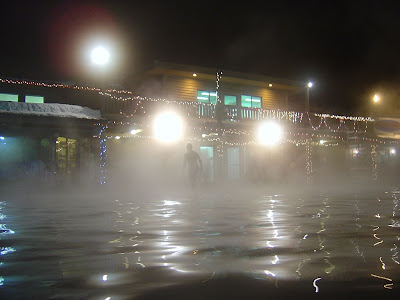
154;112;184;143
308;82;313;88
257;121;283;146
373;94;379;103
91;46;110;65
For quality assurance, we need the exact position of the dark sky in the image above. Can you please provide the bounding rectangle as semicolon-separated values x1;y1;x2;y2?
1;0;400;114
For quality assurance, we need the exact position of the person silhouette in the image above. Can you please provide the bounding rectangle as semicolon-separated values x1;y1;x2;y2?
183;143;203;189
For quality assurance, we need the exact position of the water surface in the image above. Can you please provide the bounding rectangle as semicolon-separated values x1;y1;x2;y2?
1;184;400;299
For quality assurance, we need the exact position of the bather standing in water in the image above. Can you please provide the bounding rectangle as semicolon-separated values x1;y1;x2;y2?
183;143;203;189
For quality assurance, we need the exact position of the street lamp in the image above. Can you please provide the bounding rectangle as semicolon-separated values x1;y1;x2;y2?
305;82;313;112
154;112;184;143
91;46;110;66
373;94;380;103
257;121;283;146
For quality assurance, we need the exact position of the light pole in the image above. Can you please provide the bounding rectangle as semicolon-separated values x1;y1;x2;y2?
371;93;381;118
305;82;313;112
88;45;111;185
90;46;110;113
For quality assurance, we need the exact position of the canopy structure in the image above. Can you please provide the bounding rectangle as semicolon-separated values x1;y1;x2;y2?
0;102;101;120
374;118;400;139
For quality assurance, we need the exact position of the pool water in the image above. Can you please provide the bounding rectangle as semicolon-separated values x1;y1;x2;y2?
1;184;400;299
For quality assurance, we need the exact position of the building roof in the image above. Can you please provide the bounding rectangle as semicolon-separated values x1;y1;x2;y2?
0;102;101;120
147;61;305;93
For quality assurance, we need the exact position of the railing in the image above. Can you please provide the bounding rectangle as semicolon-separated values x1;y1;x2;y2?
100;97;372;134
101;97;304;123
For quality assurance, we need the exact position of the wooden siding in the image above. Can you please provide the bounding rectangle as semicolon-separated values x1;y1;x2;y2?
162;75;287;109
164;76;215;102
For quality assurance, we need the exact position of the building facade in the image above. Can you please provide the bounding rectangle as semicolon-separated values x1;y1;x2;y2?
0;79;103;184
0;64;398;187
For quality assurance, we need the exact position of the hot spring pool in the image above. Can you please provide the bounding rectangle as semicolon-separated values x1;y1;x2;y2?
1;184;399;299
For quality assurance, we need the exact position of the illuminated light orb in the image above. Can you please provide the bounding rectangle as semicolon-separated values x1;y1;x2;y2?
257;121;283;146
91;46;110;65
154;112;184;143
373;94;379;103
390;148;396;155
130;129;142;135
308;82;313;88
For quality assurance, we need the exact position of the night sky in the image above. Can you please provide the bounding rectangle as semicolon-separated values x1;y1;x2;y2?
1;0;400;114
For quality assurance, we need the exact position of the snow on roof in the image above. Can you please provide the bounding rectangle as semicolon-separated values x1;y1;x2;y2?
0;102;101;119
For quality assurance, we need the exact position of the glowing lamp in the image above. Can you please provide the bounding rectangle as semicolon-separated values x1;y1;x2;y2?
91;46;110;65
154;112;184;143
308;82;313;88
373;94;379;103
257;121;283;146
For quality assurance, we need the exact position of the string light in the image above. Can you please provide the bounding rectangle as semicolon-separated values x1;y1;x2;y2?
216;71;223;104
306;136;313;184
4;76;396;184
98;124;108;184
0;76;376;134
371;144;377;181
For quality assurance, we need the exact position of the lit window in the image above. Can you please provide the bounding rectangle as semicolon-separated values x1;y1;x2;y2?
197;90;217;104
25;95;44;103
241;95;261;108
0;93;18;102
224;95;237;106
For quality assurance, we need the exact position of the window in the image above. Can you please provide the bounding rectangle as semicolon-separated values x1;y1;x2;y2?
224;95;237;106
0;93;18;102
25;95;44;103
197;90;217;104
56;137;77;175
241;95;261;108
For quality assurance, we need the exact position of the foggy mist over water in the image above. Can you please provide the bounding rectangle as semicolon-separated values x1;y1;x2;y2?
1;143;400;299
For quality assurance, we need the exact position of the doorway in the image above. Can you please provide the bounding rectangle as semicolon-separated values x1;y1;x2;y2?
227;147;240;180
200;146;214;183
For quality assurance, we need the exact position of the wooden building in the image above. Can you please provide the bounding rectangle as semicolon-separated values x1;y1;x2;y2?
137;61;305;112
0;80;103;184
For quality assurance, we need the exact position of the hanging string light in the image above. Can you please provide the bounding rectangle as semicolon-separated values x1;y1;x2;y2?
306;136;313;184
98;124;108;184
371;144;378;181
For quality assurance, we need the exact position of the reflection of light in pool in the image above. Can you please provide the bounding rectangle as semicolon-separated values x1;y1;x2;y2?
271;255;279;264
0;224;15;235
264;270;276;277
313;277;321;293
164;200;181;206
0;247;16;255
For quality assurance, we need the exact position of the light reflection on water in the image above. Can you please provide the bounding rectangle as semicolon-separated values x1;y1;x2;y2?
0;187;400;298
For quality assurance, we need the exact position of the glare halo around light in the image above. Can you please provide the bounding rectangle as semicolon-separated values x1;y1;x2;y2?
154;112;184;143
257;121;283;146
91;46;110;65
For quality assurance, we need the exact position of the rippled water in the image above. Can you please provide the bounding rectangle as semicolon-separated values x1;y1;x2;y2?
1;184;400;299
